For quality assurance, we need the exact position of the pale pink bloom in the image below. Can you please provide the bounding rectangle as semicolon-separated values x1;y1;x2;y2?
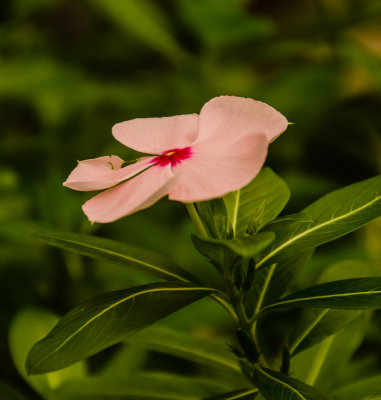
63;96;288;223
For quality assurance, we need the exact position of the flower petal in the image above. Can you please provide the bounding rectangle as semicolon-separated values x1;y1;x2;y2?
63;156;153;191
82;164;176;223
168;134;268;202
196;96;288;144
112;114;199;154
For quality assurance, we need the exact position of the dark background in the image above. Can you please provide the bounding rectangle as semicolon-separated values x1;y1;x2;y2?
1;0;380;397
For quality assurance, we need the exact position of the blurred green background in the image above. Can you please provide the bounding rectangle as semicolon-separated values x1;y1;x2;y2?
1;0;381;398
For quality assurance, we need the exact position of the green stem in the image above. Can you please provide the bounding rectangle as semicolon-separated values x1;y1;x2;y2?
289;309;329;355
305;335;334;385
185;203;208;237
211;293;238;322
222;250;258;367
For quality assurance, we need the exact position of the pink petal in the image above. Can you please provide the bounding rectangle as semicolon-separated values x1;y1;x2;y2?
112;114;199;154
196;96;288;144
82;164;177;223
168;134;268;202
63;156;153;191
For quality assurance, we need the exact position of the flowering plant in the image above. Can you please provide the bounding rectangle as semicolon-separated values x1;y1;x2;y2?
25;96;381;400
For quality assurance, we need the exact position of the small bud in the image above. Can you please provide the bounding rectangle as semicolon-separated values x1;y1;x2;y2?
227;343;245;358
236;329;258;364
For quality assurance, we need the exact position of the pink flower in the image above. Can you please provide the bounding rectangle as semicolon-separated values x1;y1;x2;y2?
63;96;288;223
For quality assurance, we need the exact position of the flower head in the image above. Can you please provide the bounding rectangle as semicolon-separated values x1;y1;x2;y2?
63;96;288;223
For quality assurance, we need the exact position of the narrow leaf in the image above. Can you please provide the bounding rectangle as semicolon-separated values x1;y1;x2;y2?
31;229;197;282
288;260;374;355
253;366;329;400
192;232;275;260
127;326;241;372
247;250;313;317
256;175;381;270
204;388;259;399
291;315;366;391
333;375;381;400
224;168;290;237
289;308;360;355
92;0;186;62
259;278;381;315
56;371;229;400
26;283;215;374
9;309;85;399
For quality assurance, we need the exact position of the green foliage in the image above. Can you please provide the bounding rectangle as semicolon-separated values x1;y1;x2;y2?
127;325;241;373
257;175;381;270
260;278;381;314
31;229;197;282
26;283;215;374
333;375;381;400
2;0;381;397
204;388;259;400
224;167;290;237
92;0;187;62
253;366;329;400
192;232;275;261
9;308;86;399
22;172;381;397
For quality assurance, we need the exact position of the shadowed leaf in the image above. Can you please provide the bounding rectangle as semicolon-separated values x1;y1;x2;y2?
31;229;197;282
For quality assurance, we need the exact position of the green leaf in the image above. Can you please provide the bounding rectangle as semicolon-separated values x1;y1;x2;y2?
26;283;215;374
247;250;313;317
259;278;381;316
333;375;381;400
291;315;366;391
195;198;229;239
55;371;228;400
127;325;241;373
256;175;381;270
192;232;275;261
253;366;330;400
92;0;187;62
9;308;86;399
288;309;360;355
178;0;274;49
288;260;376;355
224;168;290;237
204;388;259;399
31;229;197;282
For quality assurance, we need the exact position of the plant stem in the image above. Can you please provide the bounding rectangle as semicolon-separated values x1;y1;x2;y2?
185;203;208;237
305;335;334;386
222;250;258;367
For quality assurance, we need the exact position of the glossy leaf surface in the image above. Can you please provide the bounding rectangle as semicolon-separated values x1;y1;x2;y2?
254;366;329;400
260;278;381;315
26;283;215;374
288;261;374;354
224;168;290;237
31;229;196;282
256;175;381;270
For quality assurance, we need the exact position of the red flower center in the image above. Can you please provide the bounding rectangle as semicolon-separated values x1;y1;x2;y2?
151;147;192;167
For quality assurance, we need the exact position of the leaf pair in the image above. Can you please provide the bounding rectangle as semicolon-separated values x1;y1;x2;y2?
252;174;381;313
